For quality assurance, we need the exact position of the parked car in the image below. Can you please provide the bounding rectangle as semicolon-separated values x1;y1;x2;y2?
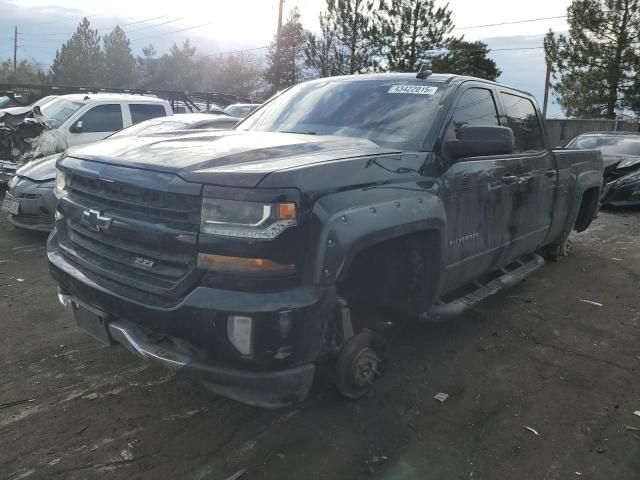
0;93;172;184
3;113;237;232
0;96;20;109
223;103;261;118
48;73;602;407
565;131;640;207
0;95;57;116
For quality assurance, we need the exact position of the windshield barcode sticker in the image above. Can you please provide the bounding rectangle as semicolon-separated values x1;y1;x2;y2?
388;85;438;95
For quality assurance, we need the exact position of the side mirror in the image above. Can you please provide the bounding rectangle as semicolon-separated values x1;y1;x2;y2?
70;120;83;134
445;126;514;161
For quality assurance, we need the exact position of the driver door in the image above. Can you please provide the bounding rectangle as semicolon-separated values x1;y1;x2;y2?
439;85;519;293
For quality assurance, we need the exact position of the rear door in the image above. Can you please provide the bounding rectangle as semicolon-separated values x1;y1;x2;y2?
66;103;124;147
128;103;168;126
440;84;519;292
497;91;556;259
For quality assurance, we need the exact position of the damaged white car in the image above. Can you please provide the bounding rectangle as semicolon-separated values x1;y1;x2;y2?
0;93;172;183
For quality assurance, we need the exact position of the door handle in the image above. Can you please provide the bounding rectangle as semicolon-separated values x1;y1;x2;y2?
502;174;519;184
545;169;558;177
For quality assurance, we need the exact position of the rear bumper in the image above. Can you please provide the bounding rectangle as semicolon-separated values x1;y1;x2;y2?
49;230;334;407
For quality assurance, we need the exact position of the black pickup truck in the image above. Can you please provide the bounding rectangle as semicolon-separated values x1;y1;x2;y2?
48;73;603;407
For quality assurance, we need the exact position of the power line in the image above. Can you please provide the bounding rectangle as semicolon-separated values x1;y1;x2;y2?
20;14;171;37
455;15;567;30
125;17;184;34
130;22;212;42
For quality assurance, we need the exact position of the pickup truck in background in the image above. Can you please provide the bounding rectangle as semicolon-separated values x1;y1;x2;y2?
0;93;172;184
48;73;603;407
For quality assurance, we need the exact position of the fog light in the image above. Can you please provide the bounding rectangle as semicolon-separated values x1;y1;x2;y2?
227;315;253;356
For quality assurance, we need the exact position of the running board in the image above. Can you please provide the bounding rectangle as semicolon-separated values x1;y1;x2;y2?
424;253;545;321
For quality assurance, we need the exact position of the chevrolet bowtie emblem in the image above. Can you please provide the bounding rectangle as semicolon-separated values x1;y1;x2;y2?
81;209;112;232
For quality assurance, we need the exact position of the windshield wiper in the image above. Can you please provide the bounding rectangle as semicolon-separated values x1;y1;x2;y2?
279;130;317;135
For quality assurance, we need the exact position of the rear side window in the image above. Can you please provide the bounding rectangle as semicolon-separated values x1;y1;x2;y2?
77;104;123;132
449;88;499;140
129;104;167;124
500;93;544;153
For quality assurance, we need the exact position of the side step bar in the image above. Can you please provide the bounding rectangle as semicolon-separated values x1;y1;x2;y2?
424;253;545;321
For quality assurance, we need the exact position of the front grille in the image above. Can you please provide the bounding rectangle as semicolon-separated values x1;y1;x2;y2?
59;170;202;295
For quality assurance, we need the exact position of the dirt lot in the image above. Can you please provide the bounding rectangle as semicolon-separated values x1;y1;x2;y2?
1;200;639;480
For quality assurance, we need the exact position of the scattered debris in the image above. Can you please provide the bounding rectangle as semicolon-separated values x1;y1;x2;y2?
0;398;35;409
634;411;640;418
597;447;606;454
408;422;418;431
625;425;640;432
224;469;247;480
575;473;582;476
611;258;622;261
434;392;449;403
633;434;640;442
16;278;24;282
523;425;540;436
82;393;99;400
579;299;603;307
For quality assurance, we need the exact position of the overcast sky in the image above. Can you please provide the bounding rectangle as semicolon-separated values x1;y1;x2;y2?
1;0;573;116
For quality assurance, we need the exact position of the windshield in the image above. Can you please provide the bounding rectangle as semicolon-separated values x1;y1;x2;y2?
39;98;84;128
238;79;443;150
567;135;640;156
110;118;194;137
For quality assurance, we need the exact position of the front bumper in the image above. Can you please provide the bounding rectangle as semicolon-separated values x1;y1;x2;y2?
48;230;335;407
601;174;640;207
5;180;56;231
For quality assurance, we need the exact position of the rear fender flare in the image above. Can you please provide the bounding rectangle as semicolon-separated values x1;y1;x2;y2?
310;190;446;285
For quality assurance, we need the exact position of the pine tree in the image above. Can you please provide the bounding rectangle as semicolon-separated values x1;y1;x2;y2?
49;17;102;85
136;45;159;89
377;0;454;72
431;39;501;80
545;0;640;118
305;11;349;77
323;0;379;74
266;7;308;91
102;26;137;88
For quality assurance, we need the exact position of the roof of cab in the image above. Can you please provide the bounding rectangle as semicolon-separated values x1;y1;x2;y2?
304;72;533;97
58;93;170;104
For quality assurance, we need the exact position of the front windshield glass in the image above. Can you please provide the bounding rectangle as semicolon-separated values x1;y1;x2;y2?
110;118;193;138
39;98;84;128
238;78;443;150
567;135;640;156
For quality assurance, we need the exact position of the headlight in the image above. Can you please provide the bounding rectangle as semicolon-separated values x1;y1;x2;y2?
55;170;67;196
37;179;55;189
200;198;297;239
617;157;640;169
7;175;18;189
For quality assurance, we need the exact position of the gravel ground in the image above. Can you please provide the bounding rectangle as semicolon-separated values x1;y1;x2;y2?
1;201;639;480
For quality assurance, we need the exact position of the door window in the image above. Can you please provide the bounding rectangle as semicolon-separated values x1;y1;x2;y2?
129;104;167;124
448;88;500;140
500;93;544;153
75;104;123;132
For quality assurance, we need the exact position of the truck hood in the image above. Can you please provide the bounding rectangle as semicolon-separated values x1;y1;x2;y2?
67;130;398;187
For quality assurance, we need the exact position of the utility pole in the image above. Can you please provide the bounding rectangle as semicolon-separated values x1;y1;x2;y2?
275;0;285;90
13;26;18;71
542;61;552;119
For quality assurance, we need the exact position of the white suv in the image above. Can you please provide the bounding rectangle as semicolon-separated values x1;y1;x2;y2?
38;93;173;147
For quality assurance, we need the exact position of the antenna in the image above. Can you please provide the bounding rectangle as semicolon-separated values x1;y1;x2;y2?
416;64;432;79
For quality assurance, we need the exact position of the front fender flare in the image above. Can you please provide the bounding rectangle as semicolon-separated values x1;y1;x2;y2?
310;190;446;284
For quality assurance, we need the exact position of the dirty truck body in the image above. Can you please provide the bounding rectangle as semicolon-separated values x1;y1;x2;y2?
48;74;603;407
